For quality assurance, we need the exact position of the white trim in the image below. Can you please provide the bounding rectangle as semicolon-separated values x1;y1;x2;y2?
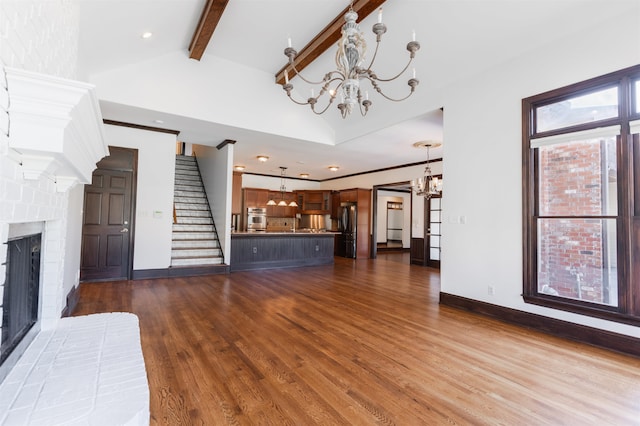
630;119;640;135
5;67;108;188
531;125;620;148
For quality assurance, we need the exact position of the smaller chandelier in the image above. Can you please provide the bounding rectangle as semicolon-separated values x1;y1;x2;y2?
268;167;298;207
411;142;442;198
281;5;420;118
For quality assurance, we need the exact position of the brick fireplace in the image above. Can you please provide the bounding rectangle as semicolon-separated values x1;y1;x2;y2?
0;66;108;381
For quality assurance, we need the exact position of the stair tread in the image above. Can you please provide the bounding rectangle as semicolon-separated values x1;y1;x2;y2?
171;255;223;260
171;246;219;250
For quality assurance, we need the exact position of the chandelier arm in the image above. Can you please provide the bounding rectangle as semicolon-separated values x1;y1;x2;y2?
288;96;314;106
310;96;338;115
358;101;368;116
316;77;345;102
367;57;414;83
366;78;418;102
290;62;345;86
310;80;343;115
363;40;382;73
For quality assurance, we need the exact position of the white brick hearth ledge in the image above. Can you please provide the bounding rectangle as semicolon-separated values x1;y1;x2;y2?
0;313;149;425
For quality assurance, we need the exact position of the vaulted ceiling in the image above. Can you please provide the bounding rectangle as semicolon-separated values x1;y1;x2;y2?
77;0;635;180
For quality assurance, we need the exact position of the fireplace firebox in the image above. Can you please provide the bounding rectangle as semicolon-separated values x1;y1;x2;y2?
1;233;41;365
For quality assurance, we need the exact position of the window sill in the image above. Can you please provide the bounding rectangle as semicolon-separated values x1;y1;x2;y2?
523;294;640;327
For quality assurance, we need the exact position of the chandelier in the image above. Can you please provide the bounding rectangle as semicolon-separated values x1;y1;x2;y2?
411;142;442;198
281;5;420;118
268;167;298;207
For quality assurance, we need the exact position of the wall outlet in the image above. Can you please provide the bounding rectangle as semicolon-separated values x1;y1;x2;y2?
488;285;495;295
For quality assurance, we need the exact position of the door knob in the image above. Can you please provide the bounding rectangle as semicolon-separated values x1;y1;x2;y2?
120;228;129;233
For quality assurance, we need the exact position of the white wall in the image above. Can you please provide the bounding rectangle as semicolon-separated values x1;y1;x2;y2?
90;52;335;146
104;125;176;270
242;174;321;191
192;143;233;264
62;184;84;300
440;9;640;338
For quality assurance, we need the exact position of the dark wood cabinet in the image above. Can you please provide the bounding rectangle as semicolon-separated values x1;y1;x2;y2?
297;190;331;214
339;189;357;203
333;188;372;259
354;188;371;259
266;191;297;217
231;172;242;214
243;188;269;209
330;191;340;219
230;233;334;271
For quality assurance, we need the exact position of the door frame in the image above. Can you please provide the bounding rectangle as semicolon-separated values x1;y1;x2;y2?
371;182;412;259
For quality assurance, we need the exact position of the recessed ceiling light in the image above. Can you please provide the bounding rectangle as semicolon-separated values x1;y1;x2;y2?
256;155;269;162
234;165;246;171
299;173;309;178
141;32;153;39
328;166;339;172
153;119;164;124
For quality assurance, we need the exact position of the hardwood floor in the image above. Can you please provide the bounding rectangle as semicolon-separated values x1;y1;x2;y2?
73;255;640;425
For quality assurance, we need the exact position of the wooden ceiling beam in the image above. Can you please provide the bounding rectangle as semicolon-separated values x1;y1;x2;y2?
274;0;386;86
189;0;230;60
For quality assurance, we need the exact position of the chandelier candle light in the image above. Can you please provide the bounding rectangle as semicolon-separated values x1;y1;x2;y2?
281;5;420;118
411;141;442;198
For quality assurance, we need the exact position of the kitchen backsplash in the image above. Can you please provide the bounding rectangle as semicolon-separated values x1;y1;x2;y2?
266;217;298;232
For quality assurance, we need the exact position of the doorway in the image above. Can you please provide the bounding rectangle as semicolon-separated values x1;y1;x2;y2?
372;183;411;258
385;201;404;249
80;147;137;281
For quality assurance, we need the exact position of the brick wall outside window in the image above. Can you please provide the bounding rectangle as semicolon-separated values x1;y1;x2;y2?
537;141;609;303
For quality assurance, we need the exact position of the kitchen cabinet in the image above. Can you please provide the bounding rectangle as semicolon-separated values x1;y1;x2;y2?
297;190;331;214
330;191;340;219
354;188;372;259
334;188;372;258
266;191;297;217
243;188;269;209
231;171;242;214
339;189;358;203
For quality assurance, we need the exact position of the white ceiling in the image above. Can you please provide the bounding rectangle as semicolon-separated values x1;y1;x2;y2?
77;0;637;180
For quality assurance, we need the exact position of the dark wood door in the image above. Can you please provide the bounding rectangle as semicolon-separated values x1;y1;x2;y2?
80;147;136;281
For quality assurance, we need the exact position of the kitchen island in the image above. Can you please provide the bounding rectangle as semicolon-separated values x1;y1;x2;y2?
230;231;335;272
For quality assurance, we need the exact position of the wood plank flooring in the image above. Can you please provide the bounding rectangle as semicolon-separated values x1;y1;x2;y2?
73;253;640;425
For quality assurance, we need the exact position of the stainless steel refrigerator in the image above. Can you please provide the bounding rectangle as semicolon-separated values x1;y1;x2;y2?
337;202;357;258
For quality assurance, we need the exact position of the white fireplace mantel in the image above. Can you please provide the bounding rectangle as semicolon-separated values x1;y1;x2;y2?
5;67;108;191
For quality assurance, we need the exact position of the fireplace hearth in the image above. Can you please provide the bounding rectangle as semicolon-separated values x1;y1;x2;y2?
0;233;41;366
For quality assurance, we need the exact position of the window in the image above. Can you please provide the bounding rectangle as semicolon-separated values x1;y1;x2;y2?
523;65;640;324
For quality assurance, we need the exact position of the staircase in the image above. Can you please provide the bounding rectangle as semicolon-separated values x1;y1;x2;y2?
171;155;224;267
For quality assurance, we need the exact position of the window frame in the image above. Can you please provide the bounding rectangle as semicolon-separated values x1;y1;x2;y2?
522;64;640;325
